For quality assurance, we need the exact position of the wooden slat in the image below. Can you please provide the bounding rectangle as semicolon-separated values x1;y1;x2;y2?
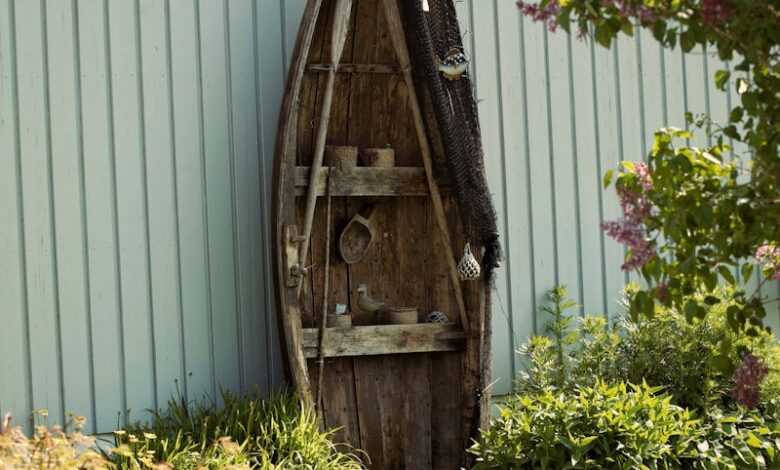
307;63;401;74
295;166;450;196
302;324;465;358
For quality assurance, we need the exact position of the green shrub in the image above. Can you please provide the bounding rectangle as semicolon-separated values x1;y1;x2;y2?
471;381;780;470
109;391;364;470
517;286;780;411
473;380;698;469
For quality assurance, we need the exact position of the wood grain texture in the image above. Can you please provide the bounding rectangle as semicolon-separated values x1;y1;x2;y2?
294;166;450;196
278;0;488;467
301;324;465;358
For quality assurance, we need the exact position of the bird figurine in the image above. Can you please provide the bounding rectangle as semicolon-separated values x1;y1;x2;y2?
437;48;469;81
356;284;385;322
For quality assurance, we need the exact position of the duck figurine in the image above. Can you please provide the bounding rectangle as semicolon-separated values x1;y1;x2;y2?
438;48;469;81
357;284;385;321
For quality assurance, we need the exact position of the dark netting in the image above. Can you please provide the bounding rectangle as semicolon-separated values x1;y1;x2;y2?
406;0;501;285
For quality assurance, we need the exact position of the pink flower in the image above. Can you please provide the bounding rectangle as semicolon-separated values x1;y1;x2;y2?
731;353;769;409
701;0;734;25
602;162;656;271
755;243;780;280
517;1;560;32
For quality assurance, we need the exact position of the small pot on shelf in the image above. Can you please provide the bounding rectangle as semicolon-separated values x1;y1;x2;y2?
386;307;418;325
325;145;358;171
361;147;395;168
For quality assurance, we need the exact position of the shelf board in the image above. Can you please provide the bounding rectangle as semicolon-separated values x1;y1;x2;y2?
295;166;449;197
306;63;401;74
302;323;465;358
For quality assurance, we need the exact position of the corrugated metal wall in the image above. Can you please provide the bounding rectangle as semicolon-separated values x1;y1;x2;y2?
0;0;305;433
1;0;777;431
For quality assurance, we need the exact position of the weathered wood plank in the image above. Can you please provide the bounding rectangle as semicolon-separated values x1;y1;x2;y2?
295;166;451;196
307;63;401;74
302;324;465;358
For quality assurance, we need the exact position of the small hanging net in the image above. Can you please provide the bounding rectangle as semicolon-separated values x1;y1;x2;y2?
405;0;501;285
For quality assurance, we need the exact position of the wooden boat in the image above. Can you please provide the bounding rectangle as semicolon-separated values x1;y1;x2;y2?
272;0;491;468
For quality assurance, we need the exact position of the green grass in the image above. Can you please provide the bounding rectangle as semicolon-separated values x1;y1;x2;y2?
106;391;365;470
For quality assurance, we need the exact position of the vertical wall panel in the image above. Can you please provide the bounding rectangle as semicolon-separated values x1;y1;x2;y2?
571;37;606;315
77;0;125;433
2;0;778;426
46;0;94;425
0;0;32;427
15;0;65;425
472;0;513;395
108;0;156;421
228;0;267;394
198;0;241;396
139;0;186;405
169;0;214;402
256;0;287;392
549;32;581;309
492;0;533;394
523;20;557;330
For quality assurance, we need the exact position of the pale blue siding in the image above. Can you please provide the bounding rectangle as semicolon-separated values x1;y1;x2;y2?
0;0;777;430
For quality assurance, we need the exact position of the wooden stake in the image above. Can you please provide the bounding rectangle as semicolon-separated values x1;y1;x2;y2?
316;175;333;413
379;0;469;332
298;0;354;293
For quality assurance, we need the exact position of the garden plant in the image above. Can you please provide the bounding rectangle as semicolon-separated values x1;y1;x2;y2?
1;393;364;470
517;0;779;346
471;286;780;469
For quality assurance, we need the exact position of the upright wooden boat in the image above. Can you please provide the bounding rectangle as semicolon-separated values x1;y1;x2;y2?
272;0;491;468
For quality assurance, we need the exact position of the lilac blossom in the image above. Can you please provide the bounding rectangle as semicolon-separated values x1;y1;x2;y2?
602;162;656;271
701;0;734;25
516;0;560;32
755;243;780;280
731;353;769;409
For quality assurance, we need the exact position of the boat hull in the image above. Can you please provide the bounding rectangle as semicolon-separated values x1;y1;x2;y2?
272;1;491;468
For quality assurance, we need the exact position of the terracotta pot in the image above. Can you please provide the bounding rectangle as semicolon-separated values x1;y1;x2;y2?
386;307;418;325
361;147;395;167
325;145;358;171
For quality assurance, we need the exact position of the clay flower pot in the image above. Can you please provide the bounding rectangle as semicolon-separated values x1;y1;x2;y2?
325;145;358;171
361;147;395;167
386;307;418;324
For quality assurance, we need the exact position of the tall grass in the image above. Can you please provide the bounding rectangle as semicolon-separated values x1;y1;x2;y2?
108;391;365;470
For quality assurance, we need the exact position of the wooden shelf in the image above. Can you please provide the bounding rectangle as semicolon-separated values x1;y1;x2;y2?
295;166;449;197
306;63;401;74
302;323;465;358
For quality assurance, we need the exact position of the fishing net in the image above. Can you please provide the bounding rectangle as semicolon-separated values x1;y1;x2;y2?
405;0;501;285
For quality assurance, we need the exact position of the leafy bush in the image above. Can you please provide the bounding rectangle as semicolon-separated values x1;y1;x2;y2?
517;286;780;411
109;391;364;470
471;381;780;470
0;412;111;469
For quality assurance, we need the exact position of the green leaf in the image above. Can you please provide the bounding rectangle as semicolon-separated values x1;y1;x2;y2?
709;354;732;373
729;106;744;123
620;20;634;36
594;23;613;48
603;169;614;189
715;70;731;90
718;266;736;285
704;295;721;306
741;264;754;282
746;432;763;448
680;30;697;52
